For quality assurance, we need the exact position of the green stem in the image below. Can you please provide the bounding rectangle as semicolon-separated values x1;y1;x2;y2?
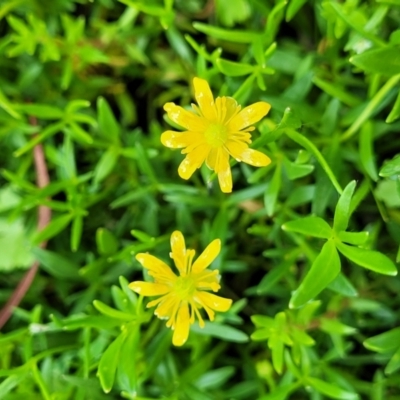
285;129;343;195
31;362;51;400
340;74;400;142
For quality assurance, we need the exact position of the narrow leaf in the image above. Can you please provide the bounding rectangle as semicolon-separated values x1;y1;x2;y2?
98;333;125;393
282;216;332;238
327;273;358;297
290;240;340;308
307;377;359;400
216;58;254;76
338;231;369;245
191;321;249;343
32;214;73;245
336;241;397;276
97;97;120;144
333;180;356;232
385;345;400;375
264;163;281;216
93;300;135;321
359;122;378;181
32;247;79;280
350;47;400;76
386;90;400;123
364;327;400;353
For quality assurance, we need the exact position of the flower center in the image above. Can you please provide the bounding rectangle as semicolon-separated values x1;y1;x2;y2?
174;276;197;300
204;123;228;147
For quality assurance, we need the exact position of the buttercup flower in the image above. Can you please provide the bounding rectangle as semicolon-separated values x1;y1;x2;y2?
161;77;272;193
129;231;232;346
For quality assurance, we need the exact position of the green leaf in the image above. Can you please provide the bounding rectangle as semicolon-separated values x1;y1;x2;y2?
135;141;157;183
251;328;272;341
68;122;93;144
320;318;357;335
264;163;282;216
386;90;400;123
165;26;193;64
0;88;21;119
338;231;369;245
216;0;251;27
14;103;64;119
364;327;400;353
379;155;400;177
307;377;359;400
259;383;300;400
327;273;358;297
286;0;308;21
31;247;79;280
191;321;249;343
51;314;121;330
96;228;119;256
265;0;287;42
313;77;361;107
0;217;34;271
283;157;314;180
359;122;378;181
251;315;274;328
32;214;73;245
290;240;340;308
196;366;235;390
193;22;261;43
93;147;119;184
385;345;400;374
216;58;254;76
93;300;135;321
270;336;284;374
0;374;27;397
282;216;332;238
98;333;126;393
71;215;83;252
117;326;140;392
291;328;315;346
336;241;397;276
253;256;294;295
350;47;400;76
333;180;356;232
328;2;385;47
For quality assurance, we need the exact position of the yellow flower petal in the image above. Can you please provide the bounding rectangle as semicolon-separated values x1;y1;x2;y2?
218;169;232;193
192;239;221;273
227;101;271;131
195;291;232;312
240;148;271;167
215;96;240;124
161;130;204;149
128;281;170;296
193;77;217;121
154;294;178;318
164;103;207;131
215;150;232;193
172;303;190;346
205;147;218;171
226;141;271;167
135;253;176;281
170;230;186;272
178;144;209;180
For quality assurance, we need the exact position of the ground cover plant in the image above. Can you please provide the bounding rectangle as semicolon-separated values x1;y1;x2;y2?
1;0;400;398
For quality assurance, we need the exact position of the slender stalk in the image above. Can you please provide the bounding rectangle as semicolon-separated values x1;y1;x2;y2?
31;362;51;400
0;116;51;329
285;129;343;195
340;74;400;142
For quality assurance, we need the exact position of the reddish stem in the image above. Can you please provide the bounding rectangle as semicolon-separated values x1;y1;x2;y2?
0;117;51;329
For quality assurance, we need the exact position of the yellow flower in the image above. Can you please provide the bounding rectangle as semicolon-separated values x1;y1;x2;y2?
161;77;272;193
129;231;232;346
